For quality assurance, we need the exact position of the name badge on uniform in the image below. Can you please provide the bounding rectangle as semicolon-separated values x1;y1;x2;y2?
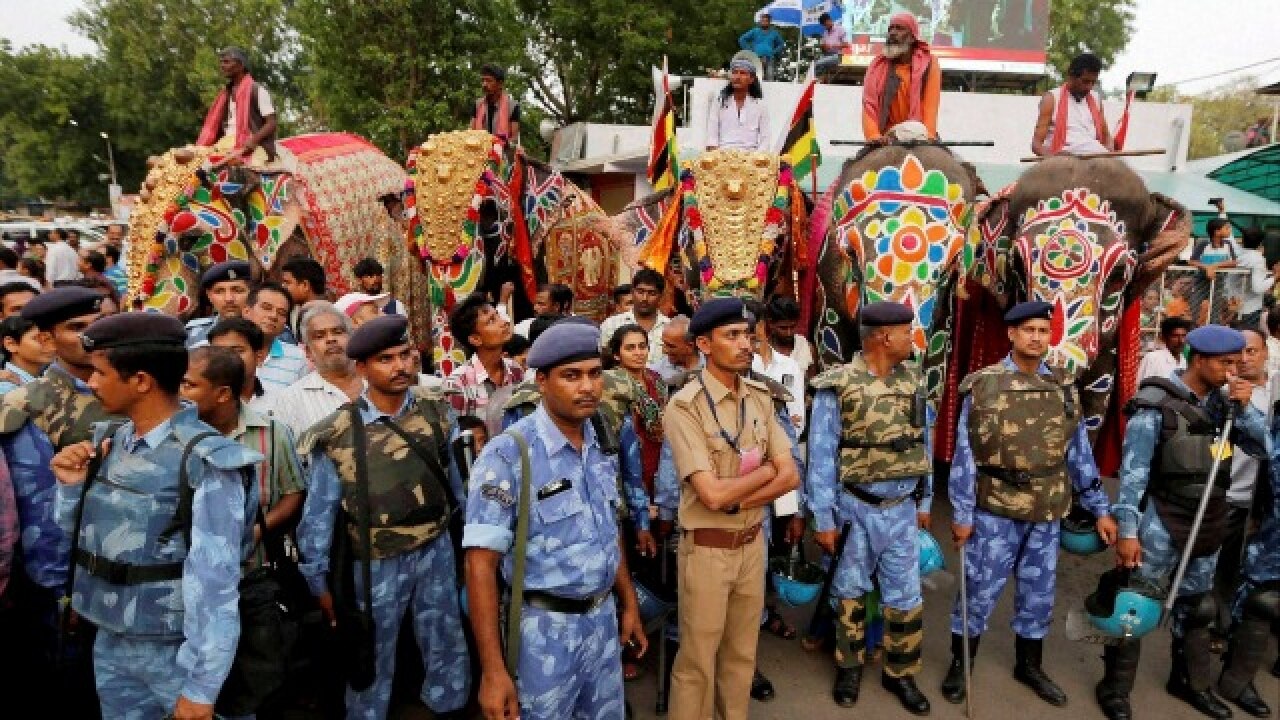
537;478;572;500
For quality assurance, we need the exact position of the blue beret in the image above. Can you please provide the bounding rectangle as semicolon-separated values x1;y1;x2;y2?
527;322;601;371
81;312;186;350
1004;300;1054;326
201;260;251;287
20;286;103;329
347;315;411;361
1186;325;1245;356
690;297;751;336
861;301;914;327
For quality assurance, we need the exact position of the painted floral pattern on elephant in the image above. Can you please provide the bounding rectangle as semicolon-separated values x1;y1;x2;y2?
1014;189;1135;374
833;154;970;362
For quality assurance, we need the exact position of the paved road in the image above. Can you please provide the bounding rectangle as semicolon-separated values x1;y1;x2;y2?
374;479;1278;719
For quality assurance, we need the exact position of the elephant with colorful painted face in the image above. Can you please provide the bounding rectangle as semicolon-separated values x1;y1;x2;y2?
125;132;423;339
803;144;979;397
621;149;809;309
939;156;1189;458
396;129;619;376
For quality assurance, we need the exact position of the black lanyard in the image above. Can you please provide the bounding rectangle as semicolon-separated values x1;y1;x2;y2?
701;371;747;452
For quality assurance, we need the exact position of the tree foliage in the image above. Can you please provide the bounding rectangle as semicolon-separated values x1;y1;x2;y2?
290;0;525;159
1151;79;1276;159
68;0;295;194
0;42;112;205
515;0;763;126
1046;0;1135;81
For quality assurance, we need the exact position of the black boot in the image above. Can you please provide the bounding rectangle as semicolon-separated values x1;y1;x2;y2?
1220;614;1275;718
882;672;931;715
1168;636;1233;719
832;665;862;707
1096;640;1141;720
1013;635;1067;706
751;669;775;702
941;633;979;704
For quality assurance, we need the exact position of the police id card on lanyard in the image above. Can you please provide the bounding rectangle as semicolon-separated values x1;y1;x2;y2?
701;372;762;473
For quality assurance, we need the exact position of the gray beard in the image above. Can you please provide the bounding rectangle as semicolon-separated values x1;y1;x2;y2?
883;42;910;59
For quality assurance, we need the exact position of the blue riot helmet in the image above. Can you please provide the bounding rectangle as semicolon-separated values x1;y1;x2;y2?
918;529;945;576
770;548;824;607
1086;568;1164;640
632;574;673;625
1061;502;1106;555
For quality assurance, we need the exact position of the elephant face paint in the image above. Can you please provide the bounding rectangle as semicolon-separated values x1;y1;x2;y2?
1011;189;1135;376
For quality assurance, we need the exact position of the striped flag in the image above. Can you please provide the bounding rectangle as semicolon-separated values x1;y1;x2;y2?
780;76;820;181
647;58;679;191
1113;89;1135;151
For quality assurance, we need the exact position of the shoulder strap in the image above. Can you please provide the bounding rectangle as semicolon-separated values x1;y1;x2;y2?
377;416;460;515
161;430;225;548
62;420;125;607
350;404;375;645
505;430;533;679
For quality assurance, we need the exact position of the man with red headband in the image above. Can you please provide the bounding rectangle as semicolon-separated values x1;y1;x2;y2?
861;12;942;143
1032;52;1114;157
196;47;279;164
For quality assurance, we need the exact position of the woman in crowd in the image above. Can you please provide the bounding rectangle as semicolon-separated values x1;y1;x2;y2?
607;323;669;681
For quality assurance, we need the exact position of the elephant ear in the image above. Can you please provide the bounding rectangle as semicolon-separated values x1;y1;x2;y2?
966;187;1015;310
1129;191;1191;301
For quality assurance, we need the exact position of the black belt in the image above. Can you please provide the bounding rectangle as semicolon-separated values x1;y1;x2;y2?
977;464;1062;487
842;435;923;453
843;483;914;509
524;589;609;615
75;548;183;586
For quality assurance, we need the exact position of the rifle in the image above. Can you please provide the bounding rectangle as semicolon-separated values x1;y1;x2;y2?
801;521;852;650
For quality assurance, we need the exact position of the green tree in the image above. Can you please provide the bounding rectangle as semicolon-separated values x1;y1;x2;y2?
290;0;524;159
516;0;762;126
1150;79;1276;159
69;0;295;193
1046;0;1135;81
0;42;113;205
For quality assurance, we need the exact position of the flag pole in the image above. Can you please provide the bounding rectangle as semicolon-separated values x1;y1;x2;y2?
809;116;819;200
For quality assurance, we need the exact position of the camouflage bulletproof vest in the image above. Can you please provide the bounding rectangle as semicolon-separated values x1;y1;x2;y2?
302;390;451;560
0;365;118;447
1126;379;1232;506
810;355;929;484
960;363;1078;522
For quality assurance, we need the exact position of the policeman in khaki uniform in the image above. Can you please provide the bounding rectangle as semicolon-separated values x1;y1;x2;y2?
665;297;800;720
296;315;470;719
50;313;262;719
0;286;113;713
945;301;1118;707
1103;325;1269;720
464;321;647;720
806;301;932;714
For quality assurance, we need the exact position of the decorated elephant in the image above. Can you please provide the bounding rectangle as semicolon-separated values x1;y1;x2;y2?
125;132;423;341
802;144;980;398
936;156;1190;465
398;129;620;375
623;149;809;308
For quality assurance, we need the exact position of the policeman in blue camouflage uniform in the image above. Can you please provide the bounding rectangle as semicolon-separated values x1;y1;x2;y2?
49;312;261;720
1101;324;1269;720
945;300;1118;707
464;321;648;720
0;286;112;714
296;314;470;719
185;260;251;348
1217;435;1280;718
807;301;933;714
